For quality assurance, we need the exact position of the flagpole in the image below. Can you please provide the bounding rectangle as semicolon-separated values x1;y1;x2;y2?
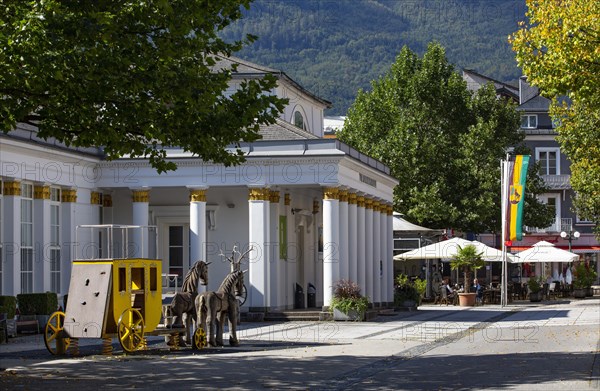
500;155;509;307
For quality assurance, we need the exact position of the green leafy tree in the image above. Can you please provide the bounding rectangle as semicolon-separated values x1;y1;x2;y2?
0;1;286;172
339;42;550;233
510;0;600;237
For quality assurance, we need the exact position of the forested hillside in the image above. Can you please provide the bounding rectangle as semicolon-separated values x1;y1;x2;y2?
223;0;527;115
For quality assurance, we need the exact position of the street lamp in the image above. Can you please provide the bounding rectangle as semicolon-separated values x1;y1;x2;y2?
560;230;580;251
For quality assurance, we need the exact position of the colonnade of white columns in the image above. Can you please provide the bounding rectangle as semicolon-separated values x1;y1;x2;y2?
321;187;394;309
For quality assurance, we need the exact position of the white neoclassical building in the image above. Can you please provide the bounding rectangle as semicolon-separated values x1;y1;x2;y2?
0;57;398;312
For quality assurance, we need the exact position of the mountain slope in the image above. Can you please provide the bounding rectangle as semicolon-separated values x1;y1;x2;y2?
223;0;527;115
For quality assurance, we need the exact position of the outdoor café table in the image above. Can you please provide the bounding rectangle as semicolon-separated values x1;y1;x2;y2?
484;288;501;304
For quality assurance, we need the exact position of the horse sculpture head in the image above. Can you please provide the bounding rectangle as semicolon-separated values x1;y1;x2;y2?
233;269;246;297
181;260;211;293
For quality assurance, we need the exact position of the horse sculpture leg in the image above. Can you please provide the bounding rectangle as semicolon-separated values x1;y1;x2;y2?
228;299;239;347
216;311;227;346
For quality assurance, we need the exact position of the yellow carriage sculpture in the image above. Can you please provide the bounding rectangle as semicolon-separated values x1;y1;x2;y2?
44;225;206;355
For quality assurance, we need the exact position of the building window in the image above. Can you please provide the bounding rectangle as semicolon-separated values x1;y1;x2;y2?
50;187;61;292
293;110;306;131
168;226;184;287
536;148;560;175
521;114;538;129
21;183;34;293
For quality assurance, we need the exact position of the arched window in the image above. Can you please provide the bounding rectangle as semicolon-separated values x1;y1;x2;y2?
293;110;305;131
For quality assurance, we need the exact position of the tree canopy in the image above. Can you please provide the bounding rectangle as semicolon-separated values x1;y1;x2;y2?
0;0;286;172
338;42;552;234
510;0;600;236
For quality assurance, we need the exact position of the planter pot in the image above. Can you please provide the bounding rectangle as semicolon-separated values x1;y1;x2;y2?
395;299;418;312
573;288;587;299
529;291;543;302
333;308;364;321
458;293;476;307
585;287;594;297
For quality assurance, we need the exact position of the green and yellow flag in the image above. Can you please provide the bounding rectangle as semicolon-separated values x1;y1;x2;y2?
505;155;530;242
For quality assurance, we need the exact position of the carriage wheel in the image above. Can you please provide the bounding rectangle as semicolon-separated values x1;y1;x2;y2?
237;283;248;306
44;311;71;355
117;308;145;353
192;327;207;350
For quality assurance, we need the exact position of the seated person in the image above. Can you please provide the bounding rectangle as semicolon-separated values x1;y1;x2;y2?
443;279;455;300
473;278;484;300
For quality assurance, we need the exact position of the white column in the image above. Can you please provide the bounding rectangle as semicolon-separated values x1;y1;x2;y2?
248;187;270;311
322;187;339;309
269;190;281;309
131;188;150;258
2;181;21;295
373;201;381;306
33;185;51;292
348;193;358;284
283;193;292;309
380;203;388;305
386;205;394;304
356;196;366;296
188;187;207;293
338;190;349;282
188;187;207;263
365;198;374;304
61;188;77;295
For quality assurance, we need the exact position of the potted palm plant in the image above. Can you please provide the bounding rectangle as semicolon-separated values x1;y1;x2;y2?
330;280;369;321
450;244;484;307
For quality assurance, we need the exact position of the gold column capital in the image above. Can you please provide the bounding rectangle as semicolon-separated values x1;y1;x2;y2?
373;200;381;212
2;180;21;196
103;194;113;207
365;198;373;210
132;189;150;203
338;190;348;202
61;189;78;203
248;187;270;201
90;191;102;205
348;192;357;205
323;187;339;200
357;196;365;207
34;185;51;200
189;189;207;202
269;190;280;203
284;193;291;206
388;205;394;215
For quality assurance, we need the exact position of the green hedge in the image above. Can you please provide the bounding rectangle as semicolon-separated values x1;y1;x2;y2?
0;296;17;318
17;292;58;315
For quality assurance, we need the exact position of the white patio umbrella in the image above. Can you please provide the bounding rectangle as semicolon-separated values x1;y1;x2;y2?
512;240;579;263
394;237;513;262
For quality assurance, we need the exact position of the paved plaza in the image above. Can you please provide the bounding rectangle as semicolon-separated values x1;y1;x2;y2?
1;298;599;390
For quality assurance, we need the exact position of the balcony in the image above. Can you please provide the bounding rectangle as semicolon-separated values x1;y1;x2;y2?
525;218;572;234
542;174;571;190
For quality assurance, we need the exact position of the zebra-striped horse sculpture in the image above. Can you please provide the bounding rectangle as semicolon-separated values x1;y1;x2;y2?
196;269;245;347
170;260;210;328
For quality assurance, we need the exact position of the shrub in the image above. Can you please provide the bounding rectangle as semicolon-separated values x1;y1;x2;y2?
394;274;425;306
527;277;543;293
17;292;58;315
0;296;17;318
574;263;597;289
330;279;369;315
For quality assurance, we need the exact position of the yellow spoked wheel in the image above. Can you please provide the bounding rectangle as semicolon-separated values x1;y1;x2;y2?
44;311;71;355
117;308;145;353
192;327;207;350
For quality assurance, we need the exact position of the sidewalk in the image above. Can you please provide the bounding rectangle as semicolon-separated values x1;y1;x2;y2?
1;298;599;390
